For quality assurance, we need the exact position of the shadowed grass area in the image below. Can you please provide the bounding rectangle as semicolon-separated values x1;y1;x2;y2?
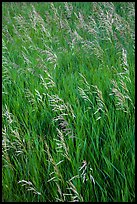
2;2;135;202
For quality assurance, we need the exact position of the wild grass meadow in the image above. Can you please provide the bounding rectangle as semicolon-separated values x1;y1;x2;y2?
2;2;135;202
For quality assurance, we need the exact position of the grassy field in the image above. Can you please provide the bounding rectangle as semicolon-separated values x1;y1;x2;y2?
2;2;135;202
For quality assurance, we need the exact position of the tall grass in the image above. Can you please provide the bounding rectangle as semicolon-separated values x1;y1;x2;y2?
2;2;135;202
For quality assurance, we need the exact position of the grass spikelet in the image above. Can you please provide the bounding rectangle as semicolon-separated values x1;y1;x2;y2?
79;160;95;185
66;181;83;202
18;180;41;196
109;79;134;113
78;73;108;121
55;128;71;161
64;2;73;19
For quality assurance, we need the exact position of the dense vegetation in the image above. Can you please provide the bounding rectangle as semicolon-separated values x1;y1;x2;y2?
2;2;135;202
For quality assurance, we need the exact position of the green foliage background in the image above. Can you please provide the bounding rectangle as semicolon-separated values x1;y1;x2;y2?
2;2;135;202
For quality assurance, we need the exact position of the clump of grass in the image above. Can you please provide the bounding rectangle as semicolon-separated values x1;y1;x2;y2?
2;2;135;202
